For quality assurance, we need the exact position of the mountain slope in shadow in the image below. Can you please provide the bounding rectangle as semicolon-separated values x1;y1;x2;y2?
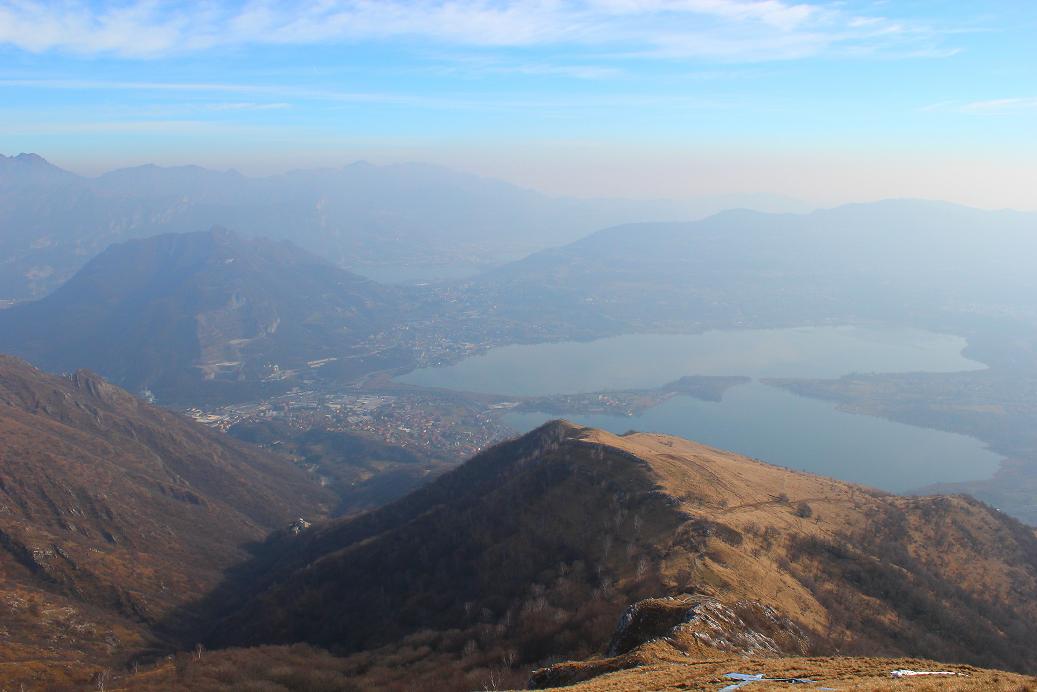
195;421;1037;689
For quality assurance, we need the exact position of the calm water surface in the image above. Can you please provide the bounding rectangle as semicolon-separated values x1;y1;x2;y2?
398;326;1000;491
400;327;984;395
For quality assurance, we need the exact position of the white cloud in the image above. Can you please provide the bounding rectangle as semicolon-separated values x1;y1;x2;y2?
0;0;952;63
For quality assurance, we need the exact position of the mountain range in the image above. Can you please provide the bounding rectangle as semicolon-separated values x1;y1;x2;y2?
0;152;806;302
480;200;1037;338
2;362;1036;689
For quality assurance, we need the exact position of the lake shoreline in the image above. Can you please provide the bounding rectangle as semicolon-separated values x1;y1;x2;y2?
399;326;1000;492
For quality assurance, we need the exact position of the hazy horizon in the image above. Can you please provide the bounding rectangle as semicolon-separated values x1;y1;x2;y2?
7;149;1037;214
3;1;1036;209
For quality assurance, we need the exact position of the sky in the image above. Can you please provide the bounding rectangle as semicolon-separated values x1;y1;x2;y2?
2;1;1037;208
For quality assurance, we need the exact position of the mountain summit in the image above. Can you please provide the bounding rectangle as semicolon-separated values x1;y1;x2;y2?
202;421;1037;689
0;229;406;402
0;152;77;187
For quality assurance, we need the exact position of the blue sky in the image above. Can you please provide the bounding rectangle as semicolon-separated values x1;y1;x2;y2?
2;1;1036;207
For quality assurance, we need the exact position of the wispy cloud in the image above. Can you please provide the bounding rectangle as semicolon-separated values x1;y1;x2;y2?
922;98;1037;115
206;101;292;111
961;97;1037;114
0;119;230;135
0;77;408;103
0;76;742;117
0;1;955;63
425;59;627;80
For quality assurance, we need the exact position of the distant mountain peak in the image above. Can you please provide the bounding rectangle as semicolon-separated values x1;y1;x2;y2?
0;152;76;182
0;229;404;402
13;152;48;164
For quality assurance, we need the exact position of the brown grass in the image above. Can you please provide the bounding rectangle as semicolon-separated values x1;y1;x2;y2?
541;655;1037;691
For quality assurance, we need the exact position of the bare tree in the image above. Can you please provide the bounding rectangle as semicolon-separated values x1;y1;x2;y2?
92;668;111;691
483;666;508;691
636;557;649;581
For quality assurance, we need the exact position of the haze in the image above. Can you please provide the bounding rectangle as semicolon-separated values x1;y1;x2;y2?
3;0;1037;208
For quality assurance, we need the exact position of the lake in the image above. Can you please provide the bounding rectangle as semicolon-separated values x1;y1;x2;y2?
398;326;1001;491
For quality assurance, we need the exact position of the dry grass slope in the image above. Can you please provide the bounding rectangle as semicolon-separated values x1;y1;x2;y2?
3;413;1035;690
538;655;1037;691
0;356;333;687
199;421;1037;689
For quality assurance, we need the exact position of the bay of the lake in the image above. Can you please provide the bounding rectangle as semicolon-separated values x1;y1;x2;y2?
398;326;1000;491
